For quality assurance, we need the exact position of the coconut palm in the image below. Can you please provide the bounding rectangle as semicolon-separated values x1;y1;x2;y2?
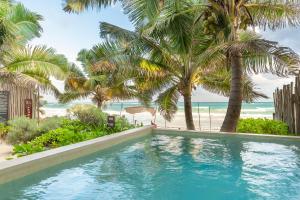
0;0;42;47
106;19;300;129
0;1;69;96
63;0;300;130
0;45;69;96
194;0;300;132
125;0;300;131
59;47;150;108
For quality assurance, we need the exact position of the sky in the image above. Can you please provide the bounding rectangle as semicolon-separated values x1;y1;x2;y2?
17;0;300;103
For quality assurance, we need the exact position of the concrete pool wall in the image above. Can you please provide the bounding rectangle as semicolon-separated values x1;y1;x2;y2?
154;128;300;142
0;126;153;184
1;126;300;185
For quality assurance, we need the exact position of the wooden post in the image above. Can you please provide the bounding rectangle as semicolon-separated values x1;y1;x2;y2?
273;74;300;135
198;103;201;131
120;103;123;116
209;106;211;132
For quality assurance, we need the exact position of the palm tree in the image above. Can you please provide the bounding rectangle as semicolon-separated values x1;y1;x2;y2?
99;18;300;130
63;0;300;130
194;0;300;132
129;0;300;131
0;1;69;95
59;47;149;108
0;45;69;96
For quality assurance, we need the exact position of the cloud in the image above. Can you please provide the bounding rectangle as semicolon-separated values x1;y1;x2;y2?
261;27;300;54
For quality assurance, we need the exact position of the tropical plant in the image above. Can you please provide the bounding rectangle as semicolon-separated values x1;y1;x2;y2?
39;116;66;133
63;0;300;131
104;24;283;129
59;48;149;108
13;116;134;156
0;122;9;139
0;0;69;96
196;0;300;132
68;13;295;131
6;117;40;145
237;118;289;135
5;116;68;145
67;104;108;127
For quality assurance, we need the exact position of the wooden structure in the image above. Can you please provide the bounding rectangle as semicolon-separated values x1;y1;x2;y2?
273;74;300;134
0;84;38;122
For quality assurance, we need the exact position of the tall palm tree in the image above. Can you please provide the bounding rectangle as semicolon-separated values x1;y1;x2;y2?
196;0;300;132
125;0;300;131
98;18;299;130
59;47;149;108
63;0;300;130
0;1;69;95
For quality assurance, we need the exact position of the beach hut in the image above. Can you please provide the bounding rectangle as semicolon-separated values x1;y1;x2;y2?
0;84;39;123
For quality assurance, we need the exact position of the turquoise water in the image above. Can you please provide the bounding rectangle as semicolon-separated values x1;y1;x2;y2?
45;101;275;115
1;133;300;200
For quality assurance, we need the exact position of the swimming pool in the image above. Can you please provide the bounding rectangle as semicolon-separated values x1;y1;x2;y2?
0;131;300;200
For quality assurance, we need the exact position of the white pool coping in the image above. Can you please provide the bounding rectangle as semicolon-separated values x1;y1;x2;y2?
0;126;153;185
154;128;300;140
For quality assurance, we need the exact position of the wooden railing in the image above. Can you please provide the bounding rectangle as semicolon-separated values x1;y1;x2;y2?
273;74;300;134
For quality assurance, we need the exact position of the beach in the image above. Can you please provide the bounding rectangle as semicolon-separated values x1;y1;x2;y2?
0;140;13;162
43;102;275;131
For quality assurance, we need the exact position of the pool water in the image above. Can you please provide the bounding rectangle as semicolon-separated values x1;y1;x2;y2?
1;133;300;200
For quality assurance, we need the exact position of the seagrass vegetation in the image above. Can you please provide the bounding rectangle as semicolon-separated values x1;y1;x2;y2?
0;0;69;96
63;0;300;130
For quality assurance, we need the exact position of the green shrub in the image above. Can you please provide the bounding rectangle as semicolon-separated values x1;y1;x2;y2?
237;118;289;135
67;104;107;128
13;117;135;156
6;117;40;145
39;116;66;134
0;123;9;139
106;116;135;133
13;127;106;156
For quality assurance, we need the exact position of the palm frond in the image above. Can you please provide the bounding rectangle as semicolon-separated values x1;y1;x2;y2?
232;31;300;76
155;85;180;121
245;0;300;30
63;0;117;13
3;45;69;80
8;3;43;43
59;91;92;103
198;69;268;102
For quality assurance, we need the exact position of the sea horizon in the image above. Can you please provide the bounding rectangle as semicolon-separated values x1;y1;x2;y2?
43;101;275;130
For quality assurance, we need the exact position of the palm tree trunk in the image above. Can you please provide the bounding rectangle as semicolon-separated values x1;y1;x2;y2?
97;101;103;109
220;50;243;132
183;90;195;130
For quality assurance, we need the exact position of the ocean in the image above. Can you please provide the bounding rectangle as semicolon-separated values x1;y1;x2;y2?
43;102;274;130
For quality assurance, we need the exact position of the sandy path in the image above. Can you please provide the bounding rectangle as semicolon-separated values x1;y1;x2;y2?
0;140;13;162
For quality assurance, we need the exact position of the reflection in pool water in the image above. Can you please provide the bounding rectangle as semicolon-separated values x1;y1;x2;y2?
0;134;300;200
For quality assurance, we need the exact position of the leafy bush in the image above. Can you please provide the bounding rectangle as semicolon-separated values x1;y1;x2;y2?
68;104;107;128
106;116;135;133
39;116;66;134
13;117;135;156
6;117;40;145
5;116;68;145
237;118;289;135
0;123;9;139
13;127;106;156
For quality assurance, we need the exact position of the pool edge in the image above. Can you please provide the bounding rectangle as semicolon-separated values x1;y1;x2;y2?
153;128;300;140
0;126;153;185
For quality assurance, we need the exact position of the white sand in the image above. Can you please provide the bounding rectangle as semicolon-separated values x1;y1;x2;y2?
0;140;13;163
44;107;272;131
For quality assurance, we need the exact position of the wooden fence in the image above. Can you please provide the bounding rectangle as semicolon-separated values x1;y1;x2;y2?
0;84;38;122
273;74;300;134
